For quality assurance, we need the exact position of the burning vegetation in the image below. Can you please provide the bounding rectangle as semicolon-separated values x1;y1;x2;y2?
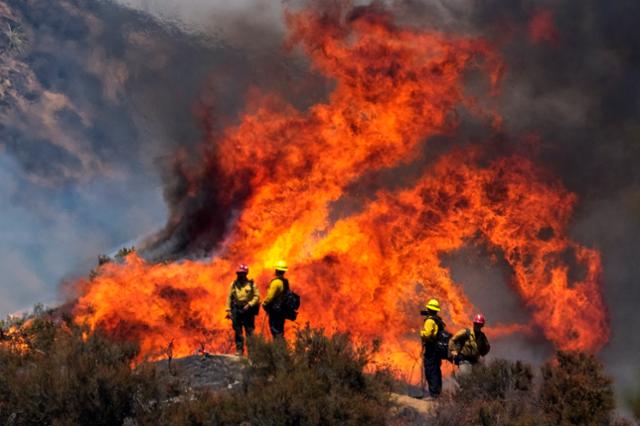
70;2;608;381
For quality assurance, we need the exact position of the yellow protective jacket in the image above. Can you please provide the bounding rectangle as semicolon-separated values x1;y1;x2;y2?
262;277;286;308
449;328;490;363
420;317;439;342
226;279;260;312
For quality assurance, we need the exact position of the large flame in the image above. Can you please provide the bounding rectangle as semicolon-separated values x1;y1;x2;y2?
73;4;608;378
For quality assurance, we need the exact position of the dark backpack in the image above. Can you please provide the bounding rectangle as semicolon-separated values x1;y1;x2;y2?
423;314;452;360
277;278;300;321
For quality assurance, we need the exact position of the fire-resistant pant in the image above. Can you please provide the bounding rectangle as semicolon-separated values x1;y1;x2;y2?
423;349;442;397
267;310;286;339
232;309;255;354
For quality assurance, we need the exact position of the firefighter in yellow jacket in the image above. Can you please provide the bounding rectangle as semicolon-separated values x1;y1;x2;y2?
420;298;446;399
449;313;490;376
225;264;260;355
262;260;289;339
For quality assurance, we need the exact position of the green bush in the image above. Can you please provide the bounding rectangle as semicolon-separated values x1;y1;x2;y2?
429;359;538;426
430;351;617;426
540;351;615;426
455;359;534;403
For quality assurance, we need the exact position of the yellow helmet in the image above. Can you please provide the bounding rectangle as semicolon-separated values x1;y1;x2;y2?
425;298;440;312
274;260;288;272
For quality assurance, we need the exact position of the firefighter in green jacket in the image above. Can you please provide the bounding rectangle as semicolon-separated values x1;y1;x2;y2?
449;313;490;376
225;264;260;355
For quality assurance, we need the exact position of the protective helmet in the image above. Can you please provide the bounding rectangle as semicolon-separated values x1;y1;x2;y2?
236;264;249;274
425;298;440;312
473;314;486;325
274;260;288;272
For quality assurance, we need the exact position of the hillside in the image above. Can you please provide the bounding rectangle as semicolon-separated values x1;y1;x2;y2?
1;310;636;425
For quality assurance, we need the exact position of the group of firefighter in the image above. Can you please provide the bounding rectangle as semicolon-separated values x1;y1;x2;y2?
225;263;490;399
224;260;293;356
420;298;491;400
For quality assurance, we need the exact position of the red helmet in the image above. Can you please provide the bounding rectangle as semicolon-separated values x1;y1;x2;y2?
236;264;249;274
473;314;486;325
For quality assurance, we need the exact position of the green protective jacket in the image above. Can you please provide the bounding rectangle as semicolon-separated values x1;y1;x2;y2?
449;328;490;364
226;279;260;313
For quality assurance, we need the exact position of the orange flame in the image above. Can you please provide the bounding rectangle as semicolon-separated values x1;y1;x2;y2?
1;321;34;355
73;4;608;378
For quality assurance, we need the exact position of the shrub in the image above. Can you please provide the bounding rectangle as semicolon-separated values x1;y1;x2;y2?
0;310;161;426
540;351;615;426
455;359;534;403
429;359;538;426
430;351;617;426
152;325;394;426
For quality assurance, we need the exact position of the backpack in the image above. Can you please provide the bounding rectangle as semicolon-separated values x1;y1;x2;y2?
423;314;452;360
454;328;490;361
275;278;300;321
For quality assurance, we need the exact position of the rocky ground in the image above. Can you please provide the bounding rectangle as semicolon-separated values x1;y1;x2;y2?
154;353;248;393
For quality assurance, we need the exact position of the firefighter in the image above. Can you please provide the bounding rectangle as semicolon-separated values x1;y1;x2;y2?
262;260;289;339
420;298;445;400
449;313;491;376
225;264;260;356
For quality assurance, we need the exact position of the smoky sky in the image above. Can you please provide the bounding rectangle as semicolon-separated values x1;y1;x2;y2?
1;0;639;397
0;0;318;312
